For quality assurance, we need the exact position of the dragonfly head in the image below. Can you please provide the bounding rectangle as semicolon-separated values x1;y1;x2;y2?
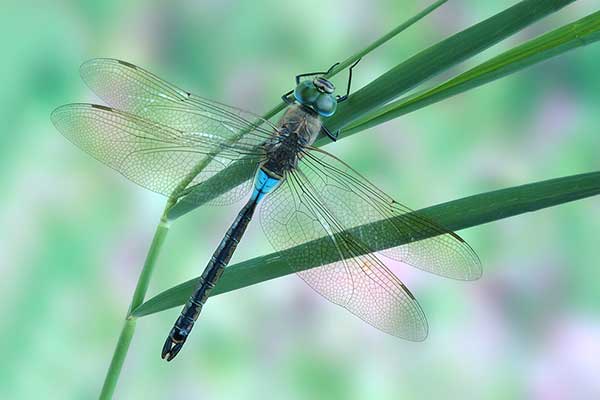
294;77;337;117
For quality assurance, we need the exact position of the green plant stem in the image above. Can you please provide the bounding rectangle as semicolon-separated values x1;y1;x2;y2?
253;0;449;131
99;319;136;400
99;206;171;400
325;0;449;77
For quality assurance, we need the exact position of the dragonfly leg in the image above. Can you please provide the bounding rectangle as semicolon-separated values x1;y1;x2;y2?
336;58;361;103
281;89;294;104
321;125;338;142
295;62;339;84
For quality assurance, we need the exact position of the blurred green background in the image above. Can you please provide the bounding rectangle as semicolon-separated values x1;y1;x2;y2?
1;1;600;399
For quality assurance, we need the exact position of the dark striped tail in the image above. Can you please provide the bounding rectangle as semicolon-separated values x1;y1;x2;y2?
161;197;258;361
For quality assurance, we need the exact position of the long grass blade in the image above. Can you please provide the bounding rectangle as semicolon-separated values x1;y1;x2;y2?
324;0;577;134
134;171;600;317
340;10;600;138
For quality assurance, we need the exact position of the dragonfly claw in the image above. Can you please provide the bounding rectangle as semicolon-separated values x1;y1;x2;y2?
161;327;188;361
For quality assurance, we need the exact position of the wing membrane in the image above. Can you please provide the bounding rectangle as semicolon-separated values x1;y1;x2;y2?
79;58;277;141
298;147;482;280
260;170;428;340
51;103;264;202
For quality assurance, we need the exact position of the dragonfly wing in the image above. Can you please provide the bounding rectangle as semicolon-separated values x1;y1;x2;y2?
260;171;428;340
297;146;482;280
51;103;264;201
178;156;260;206
79;58;277;142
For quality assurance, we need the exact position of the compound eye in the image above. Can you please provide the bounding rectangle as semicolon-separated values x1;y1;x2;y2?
294;81;319;105
316;94;337;117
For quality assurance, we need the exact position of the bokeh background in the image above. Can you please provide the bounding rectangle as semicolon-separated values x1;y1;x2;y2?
1;1;600;399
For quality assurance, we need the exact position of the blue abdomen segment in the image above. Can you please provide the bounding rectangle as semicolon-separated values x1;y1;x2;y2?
251;168;281;202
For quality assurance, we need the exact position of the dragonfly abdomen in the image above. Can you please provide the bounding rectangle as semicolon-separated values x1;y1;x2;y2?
162;167;281;361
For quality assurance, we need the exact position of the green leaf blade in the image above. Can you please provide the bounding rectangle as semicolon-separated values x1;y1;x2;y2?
324;0;578;136
134;171;600;318
344;10;600;136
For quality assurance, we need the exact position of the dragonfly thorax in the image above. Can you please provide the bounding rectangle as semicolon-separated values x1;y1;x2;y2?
262;105;322;176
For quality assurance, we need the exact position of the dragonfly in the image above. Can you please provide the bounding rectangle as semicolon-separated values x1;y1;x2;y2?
52;58;481;361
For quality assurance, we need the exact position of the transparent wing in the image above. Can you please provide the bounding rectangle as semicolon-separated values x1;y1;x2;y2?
298;147;482;280
260;171;428;340
79;58;278;141
179;156;260;206
51;103;264;202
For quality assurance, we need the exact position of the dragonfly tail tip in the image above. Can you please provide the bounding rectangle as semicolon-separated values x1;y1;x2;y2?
161;331;187;361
